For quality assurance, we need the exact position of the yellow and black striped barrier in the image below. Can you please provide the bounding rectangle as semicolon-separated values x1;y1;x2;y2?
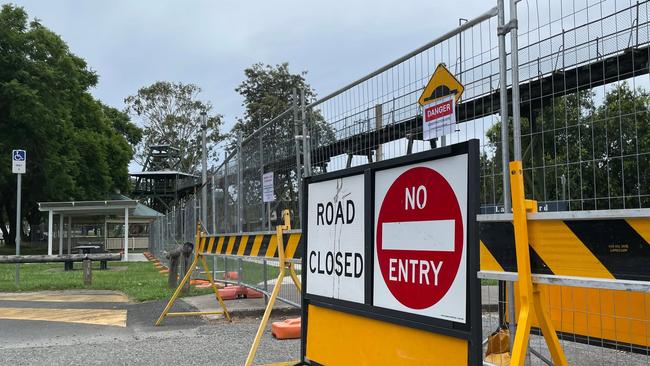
479;214;650;281
196;210;650;353
198;231;303;260
479;210;650;353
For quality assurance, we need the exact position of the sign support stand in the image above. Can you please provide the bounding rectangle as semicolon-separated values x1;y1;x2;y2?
245;210;301;366
509;160;567;366
155;222;231;325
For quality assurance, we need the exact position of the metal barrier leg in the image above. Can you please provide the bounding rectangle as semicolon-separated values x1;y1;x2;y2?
155;223;230;325
245;210;298;366
155;253;199;326
200;255;231;322
532;284;566;365
509;161;567;366
245;265;286;366
288;263;301;292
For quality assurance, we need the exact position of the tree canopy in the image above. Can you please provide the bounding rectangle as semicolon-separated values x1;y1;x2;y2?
230;63;334;230
124;81;224;174
0;5;141;246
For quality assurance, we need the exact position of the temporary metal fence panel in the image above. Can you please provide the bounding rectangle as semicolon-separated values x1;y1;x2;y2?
480;272;650;365
514;0;650;212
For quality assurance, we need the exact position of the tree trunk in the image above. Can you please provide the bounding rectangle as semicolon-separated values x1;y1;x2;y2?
1;202;15;247
0;207;9;247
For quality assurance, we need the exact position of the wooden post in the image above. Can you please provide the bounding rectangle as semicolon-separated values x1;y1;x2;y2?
83;259;92;285
181;242;193;294
166;245;182;289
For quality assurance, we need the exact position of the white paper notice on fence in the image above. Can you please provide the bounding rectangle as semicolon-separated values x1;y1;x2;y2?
263;172;274;202
422;95;456;141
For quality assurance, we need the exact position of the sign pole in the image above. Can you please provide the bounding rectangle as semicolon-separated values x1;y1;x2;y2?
15;173;21;286
12;149;26;287
266;202;271;231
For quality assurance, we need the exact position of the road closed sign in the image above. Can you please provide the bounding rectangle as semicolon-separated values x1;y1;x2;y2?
306;173;365;304
374;154;468;323
303;141;480;366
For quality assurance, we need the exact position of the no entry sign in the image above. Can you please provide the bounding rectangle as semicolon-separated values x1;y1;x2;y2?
374;154;469;323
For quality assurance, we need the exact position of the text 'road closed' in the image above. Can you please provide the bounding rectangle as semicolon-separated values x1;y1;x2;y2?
309;251;363;278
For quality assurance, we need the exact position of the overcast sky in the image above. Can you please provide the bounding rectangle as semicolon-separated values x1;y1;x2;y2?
11;0;491;133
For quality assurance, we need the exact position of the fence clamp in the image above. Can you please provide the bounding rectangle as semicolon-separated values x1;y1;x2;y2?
497;19;518;35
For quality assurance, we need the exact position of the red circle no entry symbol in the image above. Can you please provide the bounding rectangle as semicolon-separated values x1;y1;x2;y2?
376;166;463;309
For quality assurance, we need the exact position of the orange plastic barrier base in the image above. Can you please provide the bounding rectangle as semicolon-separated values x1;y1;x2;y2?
214;286;265;300
272;318;301;340
219;286;240;300
224;271;239;280
242;287;263;298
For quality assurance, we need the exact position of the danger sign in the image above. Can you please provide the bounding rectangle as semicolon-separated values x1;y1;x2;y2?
423;95;456;141
374;154;468;323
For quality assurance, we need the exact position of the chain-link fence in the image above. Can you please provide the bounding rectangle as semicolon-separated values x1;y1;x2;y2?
204;256;302;308
145;0;650;363
149;195;198;260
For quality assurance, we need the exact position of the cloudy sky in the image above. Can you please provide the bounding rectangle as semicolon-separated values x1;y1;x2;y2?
12;0;491;133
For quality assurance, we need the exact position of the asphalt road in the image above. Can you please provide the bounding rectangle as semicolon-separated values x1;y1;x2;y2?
0;294;299;366
2;292;648;365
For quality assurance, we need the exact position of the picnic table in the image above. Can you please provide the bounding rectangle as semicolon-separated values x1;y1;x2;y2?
64;243;109;270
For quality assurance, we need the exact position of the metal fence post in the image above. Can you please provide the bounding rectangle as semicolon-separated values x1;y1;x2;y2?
259;117;266;231
237;258;243;286
212;255;217;282
263;258;269;305
224;152;229;233
301;88;312;177
237;131;243;232
211;175;216;234
510;0;521;162
201;114;208;231
293;88;303;228
497;0;517;353
497;0;511;213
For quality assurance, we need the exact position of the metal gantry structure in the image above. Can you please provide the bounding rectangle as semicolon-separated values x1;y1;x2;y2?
130;144;200;213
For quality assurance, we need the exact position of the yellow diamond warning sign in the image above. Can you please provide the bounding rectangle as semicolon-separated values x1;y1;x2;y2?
418;64;464;106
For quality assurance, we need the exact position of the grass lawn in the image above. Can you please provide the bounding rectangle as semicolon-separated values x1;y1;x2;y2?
0;261;213;302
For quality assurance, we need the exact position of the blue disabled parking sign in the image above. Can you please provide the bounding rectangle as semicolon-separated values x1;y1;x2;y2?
12;149;26;174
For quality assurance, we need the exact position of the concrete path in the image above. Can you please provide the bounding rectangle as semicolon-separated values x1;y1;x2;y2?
125;253;149;262
0;289;301;366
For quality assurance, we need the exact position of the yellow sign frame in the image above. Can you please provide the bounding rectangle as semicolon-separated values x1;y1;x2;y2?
418;63;464;106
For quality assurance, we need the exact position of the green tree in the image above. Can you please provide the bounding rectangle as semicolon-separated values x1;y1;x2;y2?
0;5;141;247
124;81;224;174
231;63;334;229
481;83;649;210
